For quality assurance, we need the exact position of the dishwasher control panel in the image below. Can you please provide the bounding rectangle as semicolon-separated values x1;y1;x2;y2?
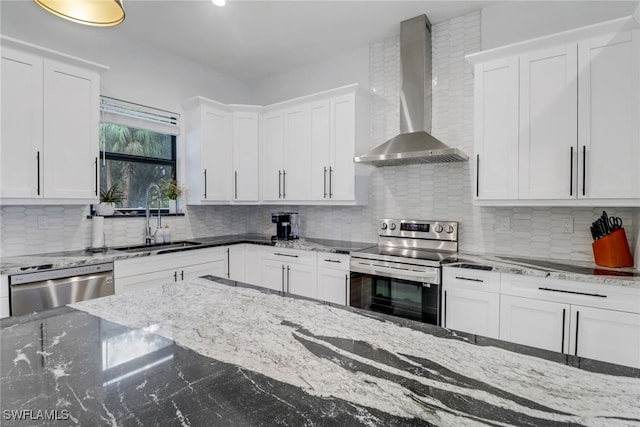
10;262;113;285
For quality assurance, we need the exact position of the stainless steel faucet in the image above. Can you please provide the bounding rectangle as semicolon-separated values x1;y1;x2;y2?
145;183;162;245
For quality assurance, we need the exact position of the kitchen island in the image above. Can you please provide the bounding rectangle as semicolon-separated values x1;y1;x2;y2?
2;277;639;426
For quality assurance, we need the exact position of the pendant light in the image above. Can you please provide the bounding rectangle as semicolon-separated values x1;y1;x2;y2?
33;0;125;27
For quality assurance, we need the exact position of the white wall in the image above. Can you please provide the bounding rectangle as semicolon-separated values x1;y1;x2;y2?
481;1;640;50
0;1;253;111
250;45;370;105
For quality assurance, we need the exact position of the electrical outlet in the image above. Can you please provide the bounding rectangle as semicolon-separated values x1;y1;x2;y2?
37;216;48;230
560;217;574;233
494;216;511;232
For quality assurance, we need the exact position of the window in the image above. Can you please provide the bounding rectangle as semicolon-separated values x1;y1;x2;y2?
98;97;180;213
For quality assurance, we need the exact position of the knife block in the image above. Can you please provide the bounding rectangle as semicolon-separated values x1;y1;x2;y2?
592;228;634;267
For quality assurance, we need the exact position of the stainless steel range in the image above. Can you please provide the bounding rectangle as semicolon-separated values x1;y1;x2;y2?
349;219;459;325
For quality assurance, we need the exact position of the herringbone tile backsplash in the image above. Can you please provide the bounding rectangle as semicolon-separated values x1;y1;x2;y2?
1;11;637;262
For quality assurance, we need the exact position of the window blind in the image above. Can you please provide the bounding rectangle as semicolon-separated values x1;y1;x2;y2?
100;96;180;136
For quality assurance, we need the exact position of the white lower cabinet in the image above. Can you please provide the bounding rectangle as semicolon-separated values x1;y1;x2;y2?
0;275;9;318
442;267;501;339
261;248;317;299
225;244;246;281
500;273;640;368
500;295;569;353
317;253;350;305
244;244;264;286
570;305;640;369
114;247;226;294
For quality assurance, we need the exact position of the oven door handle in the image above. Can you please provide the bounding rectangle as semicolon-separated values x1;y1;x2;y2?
350;263;439;284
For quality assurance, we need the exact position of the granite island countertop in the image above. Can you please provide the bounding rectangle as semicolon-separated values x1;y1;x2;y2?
2;277;639;426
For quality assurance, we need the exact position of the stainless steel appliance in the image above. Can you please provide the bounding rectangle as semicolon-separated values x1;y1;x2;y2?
271;212;300;241
10;263;114;316
353;15;468;166
350;219;458;325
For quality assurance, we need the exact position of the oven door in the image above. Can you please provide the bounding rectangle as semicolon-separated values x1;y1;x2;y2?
349;270;441;325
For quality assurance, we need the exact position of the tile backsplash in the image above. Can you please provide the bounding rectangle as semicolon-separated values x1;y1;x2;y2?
1;10;637;262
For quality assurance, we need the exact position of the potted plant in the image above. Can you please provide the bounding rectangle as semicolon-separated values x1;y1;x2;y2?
96;183;125;216
162;178;184;213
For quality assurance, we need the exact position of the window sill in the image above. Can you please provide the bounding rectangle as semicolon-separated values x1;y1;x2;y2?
87;212;185;219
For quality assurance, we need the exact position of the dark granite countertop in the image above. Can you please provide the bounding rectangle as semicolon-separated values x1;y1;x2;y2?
2;277;639;426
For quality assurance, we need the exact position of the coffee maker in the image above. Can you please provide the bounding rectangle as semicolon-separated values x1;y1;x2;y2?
271;212;300;241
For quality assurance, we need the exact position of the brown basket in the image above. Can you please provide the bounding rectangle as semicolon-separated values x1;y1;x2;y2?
592;228;634;267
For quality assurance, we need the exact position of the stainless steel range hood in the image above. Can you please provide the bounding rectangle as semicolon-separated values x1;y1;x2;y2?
355;15;468;167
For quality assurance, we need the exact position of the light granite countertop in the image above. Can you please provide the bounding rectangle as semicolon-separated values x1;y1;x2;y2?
0;234;375;276
448;252;640;288
2;277;639;426
2;233;639;288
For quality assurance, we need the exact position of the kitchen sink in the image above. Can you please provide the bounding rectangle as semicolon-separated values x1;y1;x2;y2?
115;241;202;253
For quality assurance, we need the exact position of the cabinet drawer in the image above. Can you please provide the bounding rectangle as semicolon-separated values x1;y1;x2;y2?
443;266;500;293
115;247;226;279
263;247;316;266
317;253;349;271
501;273;640;313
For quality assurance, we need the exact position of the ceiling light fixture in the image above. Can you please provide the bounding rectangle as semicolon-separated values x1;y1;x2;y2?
212;0;226;7
33;0;125;27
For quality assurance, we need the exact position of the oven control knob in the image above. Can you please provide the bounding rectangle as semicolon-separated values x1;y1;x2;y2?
389;223;397;230
446;225;455;234
434;224;444;233
381;223;388;230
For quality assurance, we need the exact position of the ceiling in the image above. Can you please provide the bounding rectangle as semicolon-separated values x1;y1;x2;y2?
5;0;498;82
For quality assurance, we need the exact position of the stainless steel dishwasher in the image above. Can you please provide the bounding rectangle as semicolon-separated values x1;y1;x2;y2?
9;263;114;316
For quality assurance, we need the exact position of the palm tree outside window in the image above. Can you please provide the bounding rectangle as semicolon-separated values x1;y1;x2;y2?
98;97;180;214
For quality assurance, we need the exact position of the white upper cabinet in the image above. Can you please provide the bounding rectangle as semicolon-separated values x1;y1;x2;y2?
262;84;369;205
469;18;640;206
263;104;311;202
1;39;105;204
473;57;519;200
183;98;232;203
232;107;260;201
262;109;285;201
184;84;368;205
518;44;578;200
577;31;640;199
43;59;101;199
282;104;311;201
1;48;43;199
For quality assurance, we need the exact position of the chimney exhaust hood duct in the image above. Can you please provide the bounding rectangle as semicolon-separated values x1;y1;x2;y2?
355;14;468;166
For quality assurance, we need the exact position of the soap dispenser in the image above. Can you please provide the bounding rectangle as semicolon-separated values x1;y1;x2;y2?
154;227;164;244
163;225;171;244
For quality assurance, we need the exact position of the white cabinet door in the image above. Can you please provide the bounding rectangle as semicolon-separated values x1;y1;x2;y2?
578;31;640;199
0;275;9;318
43;59;99;200
261;258;285;292
500;295;570;353
570;305;640;368
444;288;500;339
244;244;264;286
473;57;519;200
317;268;349;305
283;105;311;201
1;48;43;199
519;44;578;200
225;244;246;281
183;261;226;280
115;269;177;294
287;263;317;299
309;99;331;200
262;110;285;201
201;106;232;201
329;93;357;201
232;110;260;201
